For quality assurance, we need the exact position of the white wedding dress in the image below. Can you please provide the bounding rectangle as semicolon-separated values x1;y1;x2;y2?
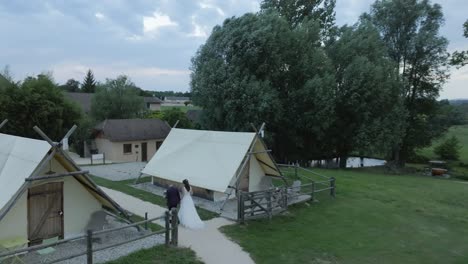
178;187;205;229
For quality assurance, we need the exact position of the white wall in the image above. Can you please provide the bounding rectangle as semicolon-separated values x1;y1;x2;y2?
0;192;27;241
95;138;163;162
249;156;272;192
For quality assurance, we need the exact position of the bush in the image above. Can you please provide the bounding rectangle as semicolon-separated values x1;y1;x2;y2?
434;136;461;160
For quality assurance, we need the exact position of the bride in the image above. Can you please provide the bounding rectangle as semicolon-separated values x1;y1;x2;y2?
178;179;205;229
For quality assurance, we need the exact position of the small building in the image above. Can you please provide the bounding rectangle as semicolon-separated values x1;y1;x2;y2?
92;119;171;162
65;92;163;114
142;128;283;201
163;96;190;106
0;132;127;245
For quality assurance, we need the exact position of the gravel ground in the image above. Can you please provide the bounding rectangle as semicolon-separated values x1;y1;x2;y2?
133;183;238;220
18;216;164;264
83;162;146;181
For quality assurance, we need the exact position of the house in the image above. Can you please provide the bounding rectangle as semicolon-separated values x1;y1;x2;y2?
0;132;127;245
143;97;162;111
92;119;171;162
65;92;163;113
163;96;190;106
142;128;284;202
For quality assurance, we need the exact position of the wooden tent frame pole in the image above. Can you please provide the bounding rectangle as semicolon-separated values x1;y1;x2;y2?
0;119;8;130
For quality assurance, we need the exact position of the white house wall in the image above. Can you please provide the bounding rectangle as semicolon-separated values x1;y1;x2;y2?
95;138;162;163
249;156;272;192
0;192;27;241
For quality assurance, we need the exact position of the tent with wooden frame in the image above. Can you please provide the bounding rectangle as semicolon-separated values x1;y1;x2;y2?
141;125;286;202
0;122;128;246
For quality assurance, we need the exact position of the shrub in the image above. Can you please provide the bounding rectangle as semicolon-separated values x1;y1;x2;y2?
434;136;461;160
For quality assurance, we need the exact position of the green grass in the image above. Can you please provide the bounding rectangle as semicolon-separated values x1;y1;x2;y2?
127;214;164;232
161;105;201;113
105;245;203;264
221;168;468;264
417;125;468;162
91;176;218;220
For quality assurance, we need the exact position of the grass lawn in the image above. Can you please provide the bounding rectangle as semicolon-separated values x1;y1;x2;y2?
91;176;218;221
417;125;468;161
106;245;203;264
222;168;468;264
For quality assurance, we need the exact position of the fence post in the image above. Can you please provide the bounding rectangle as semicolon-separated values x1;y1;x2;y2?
294;164;298;178
238;192;245;224
330;177;336;198
171;208;178;246
165;211;170;246
282;187;288;209
86;229;93;264
103;153;106;164
144;212;148;230
267;190;272;219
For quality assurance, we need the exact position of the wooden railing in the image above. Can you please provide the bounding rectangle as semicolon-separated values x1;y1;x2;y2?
0;209;178;264
238;165;336;223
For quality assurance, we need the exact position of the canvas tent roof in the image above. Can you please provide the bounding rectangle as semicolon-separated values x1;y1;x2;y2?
142;128;282;193
0;132;127;221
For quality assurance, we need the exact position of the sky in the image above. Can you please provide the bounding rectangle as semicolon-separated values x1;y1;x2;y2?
0;0;466;99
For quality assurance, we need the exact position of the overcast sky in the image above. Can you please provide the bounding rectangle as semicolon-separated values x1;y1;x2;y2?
0;0;466;99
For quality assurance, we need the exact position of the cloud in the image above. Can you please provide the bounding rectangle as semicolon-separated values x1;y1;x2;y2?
95;12;105;20
199;1;225;17
188;16;208;38
143;11;178;34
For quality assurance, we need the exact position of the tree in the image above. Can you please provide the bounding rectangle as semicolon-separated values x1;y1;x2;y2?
90;75;145;121
59;79;81;92
148;108;193;129
434;136;461;160
0;74;82;141
191;12;336;161
260;0;336;41
81;69;96;93
366;0;450;165
326;22;406;167
450;19;468;67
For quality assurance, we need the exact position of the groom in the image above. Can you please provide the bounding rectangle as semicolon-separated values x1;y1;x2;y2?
165;184;181;210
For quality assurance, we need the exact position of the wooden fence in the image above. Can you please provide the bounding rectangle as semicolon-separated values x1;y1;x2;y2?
0;209;178;264
238;165;336;223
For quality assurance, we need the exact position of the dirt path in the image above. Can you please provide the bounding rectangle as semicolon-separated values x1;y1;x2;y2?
101;187;255;264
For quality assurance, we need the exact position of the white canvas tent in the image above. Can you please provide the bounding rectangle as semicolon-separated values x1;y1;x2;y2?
0;132;127;245
142;128;284;201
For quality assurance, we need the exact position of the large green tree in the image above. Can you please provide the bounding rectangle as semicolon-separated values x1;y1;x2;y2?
450;19;468;67
326;22;406;167
91;75;145;121
191;11;336;161
59;78;81;92
0;74;82;141
260;0;336;41
81;69;96;93
366;0;450;165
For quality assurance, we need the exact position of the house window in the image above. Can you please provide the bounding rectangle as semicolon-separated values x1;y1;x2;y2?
156;141;163;151
123;144;132;154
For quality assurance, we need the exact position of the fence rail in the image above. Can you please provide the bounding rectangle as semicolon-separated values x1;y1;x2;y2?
0;209;178;264
238;165;336;223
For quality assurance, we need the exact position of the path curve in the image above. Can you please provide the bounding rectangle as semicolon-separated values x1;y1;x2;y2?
101;187;255;264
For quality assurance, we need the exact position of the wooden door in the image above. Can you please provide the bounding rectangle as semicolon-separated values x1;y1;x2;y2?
28;182;64;245
141;142;148;162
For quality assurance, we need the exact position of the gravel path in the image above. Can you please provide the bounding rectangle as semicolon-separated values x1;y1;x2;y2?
83;162;146;181
102;187;255;264
19;215;164;264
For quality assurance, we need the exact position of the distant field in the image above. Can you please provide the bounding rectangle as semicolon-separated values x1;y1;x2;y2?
417;125;468;161
160;105;201;113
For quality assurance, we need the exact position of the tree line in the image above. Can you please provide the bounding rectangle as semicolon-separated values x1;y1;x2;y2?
191;0;466;167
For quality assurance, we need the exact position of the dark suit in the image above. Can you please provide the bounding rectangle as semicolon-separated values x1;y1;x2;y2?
166;186;181;210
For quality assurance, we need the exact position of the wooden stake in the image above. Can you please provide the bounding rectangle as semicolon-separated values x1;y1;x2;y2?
0;119;8;130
